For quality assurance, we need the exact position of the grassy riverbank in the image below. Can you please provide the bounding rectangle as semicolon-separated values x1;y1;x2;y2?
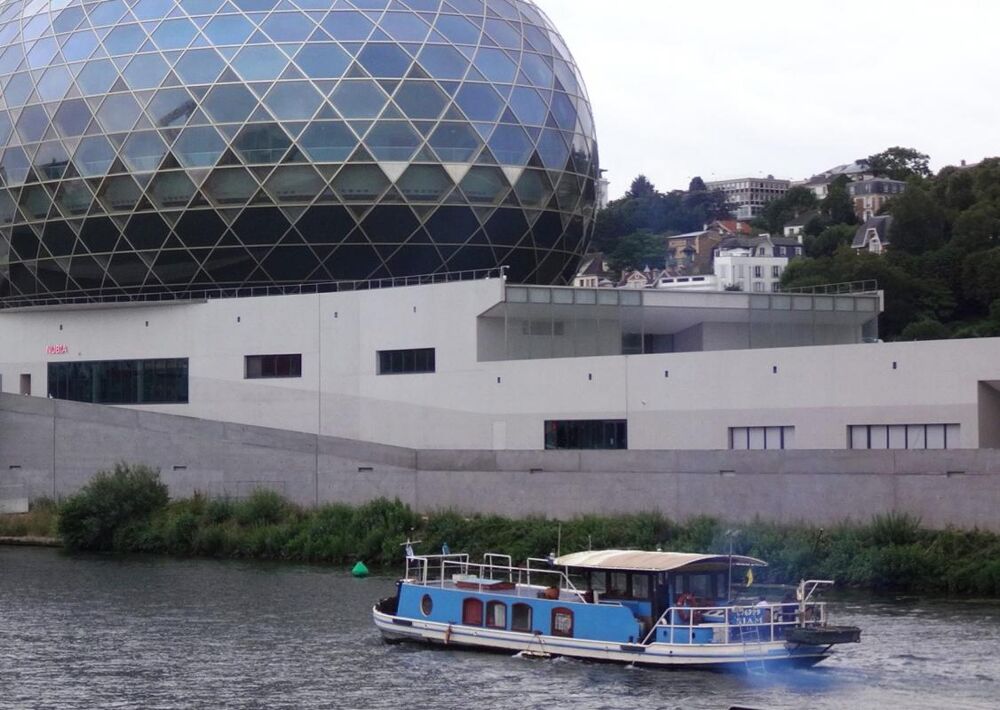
6;464;998;597
0;498;58;539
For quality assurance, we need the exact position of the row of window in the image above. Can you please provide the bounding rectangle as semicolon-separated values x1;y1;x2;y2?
545;419;627;450
248;350;438;379
849;424;960;451
731;425;960;450
444;597;575;638
48;359;188;404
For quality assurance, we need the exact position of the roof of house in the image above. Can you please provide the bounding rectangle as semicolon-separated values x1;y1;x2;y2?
575;253;611;278
784;210;821;228
556;549;767;573
852;215;894;249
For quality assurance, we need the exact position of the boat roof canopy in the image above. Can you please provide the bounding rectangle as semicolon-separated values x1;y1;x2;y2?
555;550;767;573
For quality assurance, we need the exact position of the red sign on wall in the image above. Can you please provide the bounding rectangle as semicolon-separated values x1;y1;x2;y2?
46;345;69;355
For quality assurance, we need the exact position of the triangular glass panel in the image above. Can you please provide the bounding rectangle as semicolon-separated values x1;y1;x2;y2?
345;63;369;79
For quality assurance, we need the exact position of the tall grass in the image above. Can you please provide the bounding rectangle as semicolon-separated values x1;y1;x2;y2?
46;465;1000;597
0;498;59;538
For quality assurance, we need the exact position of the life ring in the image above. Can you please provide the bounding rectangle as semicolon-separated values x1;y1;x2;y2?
675;592;701;624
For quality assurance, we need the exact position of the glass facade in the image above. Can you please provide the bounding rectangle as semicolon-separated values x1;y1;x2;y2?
0;0;599;304
48;358;188;403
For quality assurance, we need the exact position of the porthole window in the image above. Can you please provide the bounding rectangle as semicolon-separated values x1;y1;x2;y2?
420;594;433;617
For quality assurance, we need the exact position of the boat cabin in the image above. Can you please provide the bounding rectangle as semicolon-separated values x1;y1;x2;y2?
556;550;766;630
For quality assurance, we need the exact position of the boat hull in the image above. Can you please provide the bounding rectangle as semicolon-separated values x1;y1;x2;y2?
373;605;831;670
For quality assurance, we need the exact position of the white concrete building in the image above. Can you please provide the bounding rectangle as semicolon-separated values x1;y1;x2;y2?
3;275;1000;454
713;237;791;293
705;176;791;220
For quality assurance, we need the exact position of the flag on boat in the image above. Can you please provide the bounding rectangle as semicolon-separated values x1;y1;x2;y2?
746;567;754;587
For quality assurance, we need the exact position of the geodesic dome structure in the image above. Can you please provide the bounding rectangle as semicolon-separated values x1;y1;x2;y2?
0;0;599;303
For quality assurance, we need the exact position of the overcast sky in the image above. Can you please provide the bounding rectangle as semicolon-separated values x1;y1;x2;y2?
537;0;1000;199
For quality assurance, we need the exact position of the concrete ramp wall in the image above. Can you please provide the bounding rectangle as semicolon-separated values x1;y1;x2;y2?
2;393;998;531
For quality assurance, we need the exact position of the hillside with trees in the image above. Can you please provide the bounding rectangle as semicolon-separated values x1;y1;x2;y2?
593;176;731;270
781;149;1000;341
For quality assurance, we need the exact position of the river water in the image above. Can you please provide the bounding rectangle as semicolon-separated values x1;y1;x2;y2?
1;547;997;710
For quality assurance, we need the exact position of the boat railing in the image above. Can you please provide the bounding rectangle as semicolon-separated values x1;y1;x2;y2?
641;602;828;646
404;555;587;601
404;554;471;585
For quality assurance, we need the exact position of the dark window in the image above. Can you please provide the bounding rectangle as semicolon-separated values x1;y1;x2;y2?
245;354;302;379
544;420;627;450
462;598;483;627
551;607;574;638
511;603;532;632
48;359;188;405
377;348;435;375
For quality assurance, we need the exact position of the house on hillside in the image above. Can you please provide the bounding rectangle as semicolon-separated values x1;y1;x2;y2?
852;216;893;254
665;229;724;275
573;253;616;288
783;210;821;240
848;179;906;221
713;235;801;293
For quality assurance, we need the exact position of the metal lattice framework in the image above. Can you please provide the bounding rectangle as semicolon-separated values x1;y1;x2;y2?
0;0;598;303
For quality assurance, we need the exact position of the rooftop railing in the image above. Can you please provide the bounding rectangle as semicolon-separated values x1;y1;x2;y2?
0;266;508;311
779;280;879;295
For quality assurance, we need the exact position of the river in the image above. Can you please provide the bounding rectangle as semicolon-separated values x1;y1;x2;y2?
0;547;997;709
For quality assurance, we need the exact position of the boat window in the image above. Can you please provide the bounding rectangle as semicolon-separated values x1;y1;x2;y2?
420;594;433;616
689;574;712;599
632;574;650;600
462;598;483;627
551;607;574;638
511;603;532;632
608;573;628;597
486;601;507;629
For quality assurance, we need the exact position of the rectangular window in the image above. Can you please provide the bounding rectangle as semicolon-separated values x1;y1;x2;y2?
729;426;794;450
48;359;188;405
245;354;302;379
772;265;782;278
848;424;960;450
545;420;627;450
377;348;436;375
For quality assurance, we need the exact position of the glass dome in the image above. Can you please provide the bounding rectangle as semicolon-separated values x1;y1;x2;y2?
0;0;598;302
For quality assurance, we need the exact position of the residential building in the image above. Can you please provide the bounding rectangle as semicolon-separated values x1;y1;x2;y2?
783;211;821;240
848;179;907;221
797;160;875;200
574;254;616;289
852;216;894;254
713;235;802;293
705;177;791;220
665;229;724;275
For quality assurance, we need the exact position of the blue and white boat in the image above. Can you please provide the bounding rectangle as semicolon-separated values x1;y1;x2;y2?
373;548;861;670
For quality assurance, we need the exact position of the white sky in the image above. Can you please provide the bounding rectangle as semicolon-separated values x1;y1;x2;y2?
537;0;1000;199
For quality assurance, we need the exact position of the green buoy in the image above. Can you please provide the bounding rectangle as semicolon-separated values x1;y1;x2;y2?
352;561;370;578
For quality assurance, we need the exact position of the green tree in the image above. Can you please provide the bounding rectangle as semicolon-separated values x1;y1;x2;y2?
821;175;858;226
626;175;657;199
805;224;856;258
887;180;948;254
607;230;665;271
867;147;932;181
898;319;950;341
758;186;819;235
951;203;1000;253
688;176;708;192
962;247;1000;309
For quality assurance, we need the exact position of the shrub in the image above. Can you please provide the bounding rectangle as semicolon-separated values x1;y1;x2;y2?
234;489;291;527
57;463;168;552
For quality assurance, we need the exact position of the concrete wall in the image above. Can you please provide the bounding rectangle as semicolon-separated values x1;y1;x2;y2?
2;393;998;531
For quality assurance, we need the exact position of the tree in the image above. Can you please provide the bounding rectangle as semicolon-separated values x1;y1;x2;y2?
804;224;856;258
607;230;665;271
887;180;948;254
951;203;1000;253
626;175;657;199
962;247;1000;309
898;319;950;341
867;147;932;181
688;176;708;192
758;186;819;235
820;176;858;226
